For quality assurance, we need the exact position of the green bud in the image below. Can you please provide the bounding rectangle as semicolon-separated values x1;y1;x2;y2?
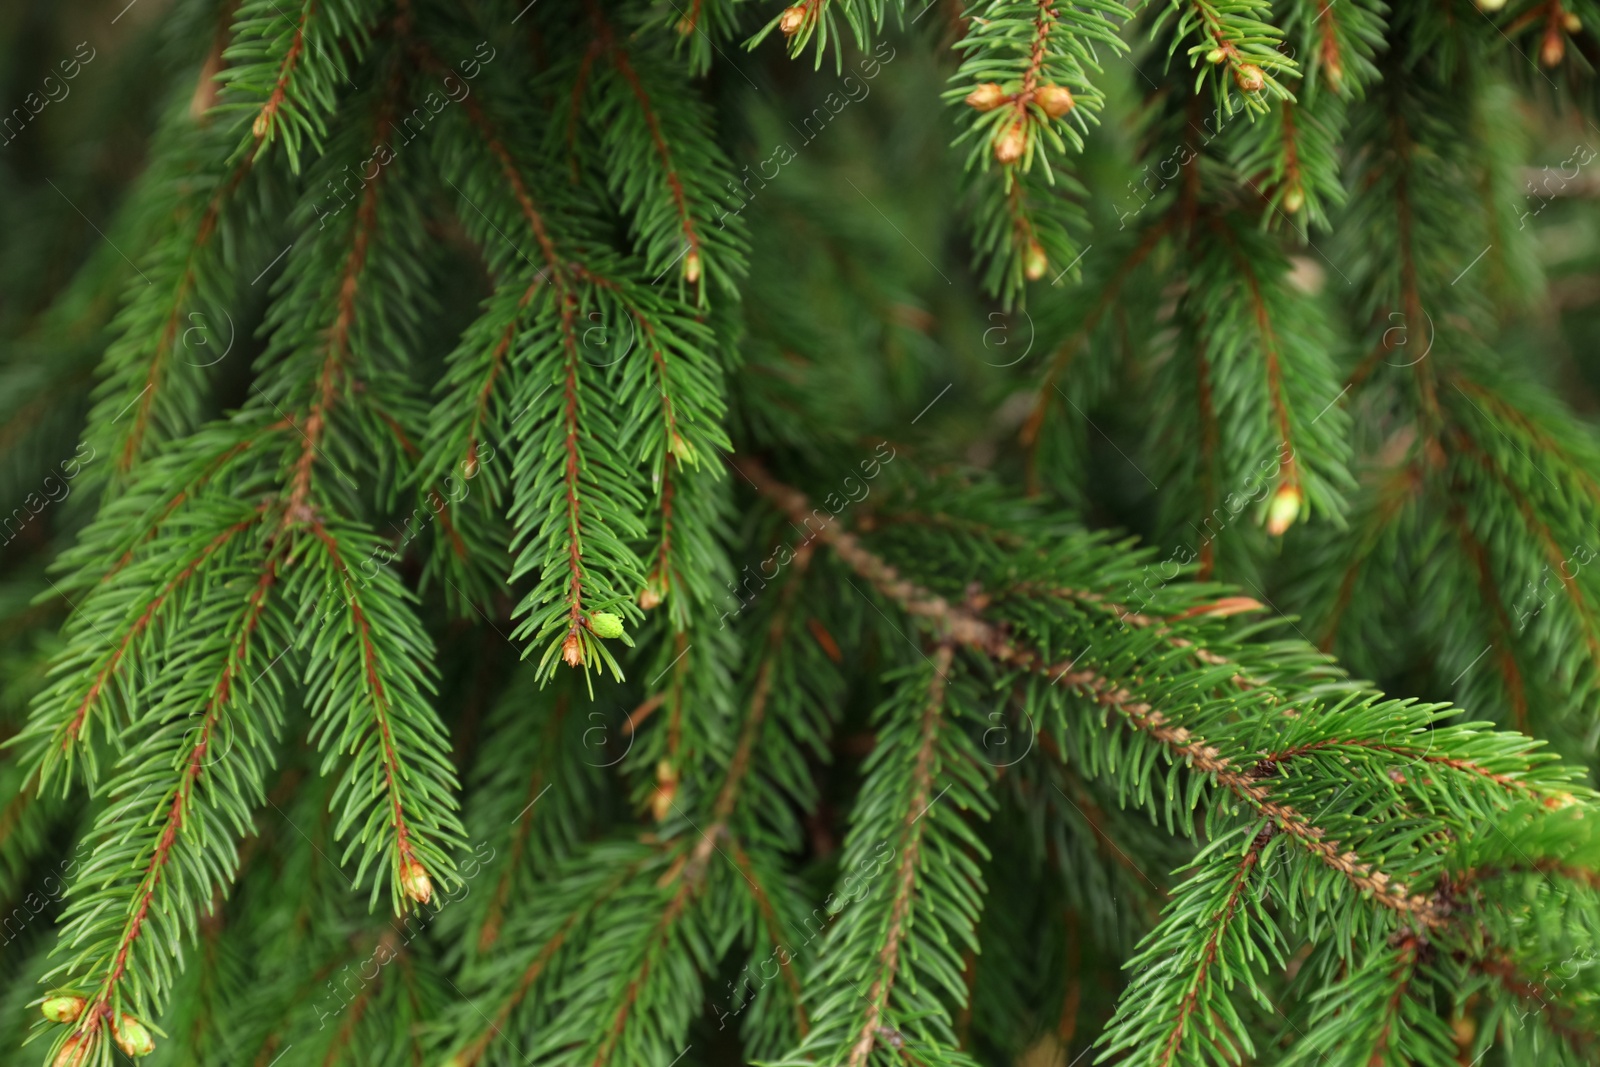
669;432;700;469
40;995;85;1024
589;612;626;639
1265;483;1302;536
114;1013;156;1058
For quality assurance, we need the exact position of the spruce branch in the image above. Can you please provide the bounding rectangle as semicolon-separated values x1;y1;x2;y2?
1097;824;1283;1066
943;0;1130;301
32;516;286;1066
1150;0;1298;113
583;3;750;299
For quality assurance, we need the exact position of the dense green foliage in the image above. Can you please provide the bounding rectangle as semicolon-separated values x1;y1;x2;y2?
8;0;1600;1064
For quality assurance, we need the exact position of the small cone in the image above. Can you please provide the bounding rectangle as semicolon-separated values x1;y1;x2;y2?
114;1014;156;1058
964;83;1006;111
41;996;85;1024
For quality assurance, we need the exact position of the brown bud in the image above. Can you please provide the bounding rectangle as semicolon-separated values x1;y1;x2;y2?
54;1036;88;1067
1035;85;1074;119
562;632;584;667
251;111;270;139
1541;29;1565;68
1182;596;1266;619
189;45;224;121
1205;47;1227;65
462;448;479;480
41;996;86;1024
401;857;433;905
114;1014;156;1058
675;15;695;34
638;575;664;610
1023;240;1048;282
1564;12;1582;32
683;249;701;284
993;120;1026;165
651;760;679;822
1282;183;1305;214
964;83;1007;111
1234;63;1266;92
1324;55;1344;94
778;6;805;35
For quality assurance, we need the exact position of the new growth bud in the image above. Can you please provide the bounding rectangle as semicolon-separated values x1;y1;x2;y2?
1542;29;1565;68
1282;184;1305;214
114;1014;156;1058
669;431;699;467
401;857;433;905
993;120;1026;164
40;995;86;1024
589;612;626;639
1266;483;1302;536
683;249;702;284
964;83;1006;111
1205;47;1227;64
651;760;679;822
1234;63;1266;92
54;1036;87;1067
778;6;805;35
1035;85;1074;118
1024;240;1048;282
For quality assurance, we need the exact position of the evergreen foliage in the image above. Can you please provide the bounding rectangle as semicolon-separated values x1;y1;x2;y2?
8;0;1600;1064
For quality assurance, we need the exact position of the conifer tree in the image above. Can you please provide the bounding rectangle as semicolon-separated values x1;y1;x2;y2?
9;0;1600;1063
